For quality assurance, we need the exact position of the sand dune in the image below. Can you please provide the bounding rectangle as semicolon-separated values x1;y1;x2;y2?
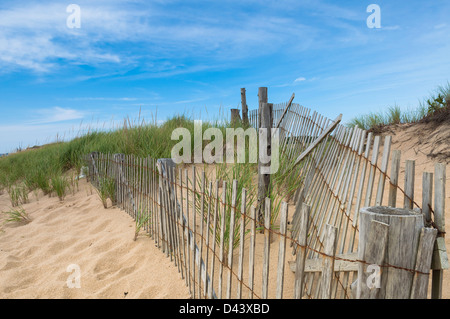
0;179;189;299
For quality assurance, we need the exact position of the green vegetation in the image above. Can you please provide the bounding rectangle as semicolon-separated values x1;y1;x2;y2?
2;206;31;224
7;183;29;207
348;82;450;131
96;177;116;208
134;206;150;241
51;174;70;201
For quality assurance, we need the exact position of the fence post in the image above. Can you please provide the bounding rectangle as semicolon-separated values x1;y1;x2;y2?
230;108;241;124
431;163;448;299
256;101;273;229
356;219;389;299
241;88;249;126
258;87;268;129
357;206;425;299
293;204;310;299
114;153;125;206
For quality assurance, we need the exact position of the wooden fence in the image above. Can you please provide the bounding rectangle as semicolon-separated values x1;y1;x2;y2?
84;101;447;299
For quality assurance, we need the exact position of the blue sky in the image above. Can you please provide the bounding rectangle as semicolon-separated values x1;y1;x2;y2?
0;0;449;153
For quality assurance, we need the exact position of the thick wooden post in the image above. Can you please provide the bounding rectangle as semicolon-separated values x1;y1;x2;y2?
357;206;425;299
230;108;241;124
258;87;268;129
241;88;249;126
357;220;389;299
256;101;273;229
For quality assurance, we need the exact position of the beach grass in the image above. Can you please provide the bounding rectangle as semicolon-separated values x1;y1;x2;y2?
348;82;450;131
2;206;31;224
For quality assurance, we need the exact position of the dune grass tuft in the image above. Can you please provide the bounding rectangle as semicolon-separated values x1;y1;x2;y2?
348;82;449;132
2;206;31;224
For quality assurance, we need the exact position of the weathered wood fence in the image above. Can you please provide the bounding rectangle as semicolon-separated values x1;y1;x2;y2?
84;93;447;299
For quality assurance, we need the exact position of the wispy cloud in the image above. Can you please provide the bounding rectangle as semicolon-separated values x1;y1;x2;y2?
29;107;85;124
68;97;138;101
294;77;306;82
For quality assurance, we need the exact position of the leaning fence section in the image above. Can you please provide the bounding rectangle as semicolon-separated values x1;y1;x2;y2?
247;101;447;299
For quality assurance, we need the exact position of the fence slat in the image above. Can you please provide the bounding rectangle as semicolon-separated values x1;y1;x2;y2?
236;188;247;299
208;181;220;299
411;227;438;299
432;163;447;299
199;171;205;298
184;169;192;296
204;181;213;298
218;181;227;299
226;180;238;299
388;150;401;207
276;201;288;299
248;206;256;299
404;160;415;209
321;224;338;299
294;204;310;299
262;197;271;299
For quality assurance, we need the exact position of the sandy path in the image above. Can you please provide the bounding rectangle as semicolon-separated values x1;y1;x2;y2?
0;179;190;299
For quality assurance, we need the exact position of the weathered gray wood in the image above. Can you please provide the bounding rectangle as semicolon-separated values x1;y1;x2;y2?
275;93;295;129
388;150;401;207
404;160;415;209
258;87;268;129
291;114;343;169
289;252;359;273
241;88;249;126
411;227;438;299
203;181;212;298
236;188;247;299
184;169;192;295
293;204;310;299
433;163;446;232
364;136;380;207
226;180;238;299
357;220;389;299
262;197;271;299
321;224;338;299
248;206;256;299
422;172;433;227
208;180;220;299
191;166;197;298
431;163;448;299
276;201;288;299
218;181;227;299
179;168;188;288
375;136;392;206
358;206;424;299
230;108;241;124
198;171;205;298
257;102;273;229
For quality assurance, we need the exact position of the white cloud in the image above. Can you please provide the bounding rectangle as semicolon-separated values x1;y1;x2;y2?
30;107;85;124
294;77;306;82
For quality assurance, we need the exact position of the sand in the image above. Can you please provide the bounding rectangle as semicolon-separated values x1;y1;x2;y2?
0;179;190;299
